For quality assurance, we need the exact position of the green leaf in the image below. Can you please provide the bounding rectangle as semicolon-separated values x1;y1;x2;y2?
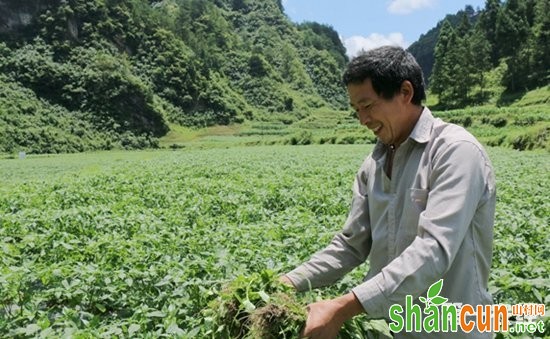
24;324;41;336
62;279;70;289
427;279;443;299
258;290;270;303
419;296;427;304
96;303;106;313
242;299;256;312
431;296;448;305
155;280;170;287
532;288;542;303
166;323;184;335
128;324;140;335
146;311;166;317
186;327;201;337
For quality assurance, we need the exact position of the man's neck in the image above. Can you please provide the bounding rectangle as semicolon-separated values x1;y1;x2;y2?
392;105;424;148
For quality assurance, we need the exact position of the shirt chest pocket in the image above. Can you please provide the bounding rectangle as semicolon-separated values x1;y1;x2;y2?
399;188;429;242
407;188;429;213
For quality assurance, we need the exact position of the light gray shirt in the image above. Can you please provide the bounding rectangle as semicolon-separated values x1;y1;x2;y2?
286;108;496;338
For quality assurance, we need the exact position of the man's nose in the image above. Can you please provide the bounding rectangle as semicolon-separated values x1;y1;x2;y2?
358;111;372;125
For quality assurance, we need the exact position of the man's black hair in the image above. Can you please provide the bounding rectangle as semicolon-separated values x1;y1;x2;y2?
342;46;426;105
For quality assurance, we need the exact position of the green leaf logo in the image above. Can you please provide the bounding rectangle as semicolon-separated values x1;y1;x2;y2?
431;296;448;305
428;279;443;299
421;279;448;309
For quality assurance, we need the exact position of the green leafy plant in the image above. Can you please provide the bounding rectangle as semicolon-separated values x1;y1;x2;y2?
0;145;547;337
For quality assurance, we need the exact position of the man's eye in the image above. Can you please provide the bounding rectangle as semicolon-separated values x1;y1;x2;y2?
352;103;373;115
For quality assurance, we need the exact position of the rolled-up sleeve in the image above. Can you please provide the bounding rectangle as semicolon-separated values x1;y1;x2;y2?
352;141;494;317
286;165;373;291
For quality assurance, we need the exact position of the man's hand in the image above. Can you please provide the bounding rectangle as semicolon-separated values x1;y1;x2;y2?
301;292;363;339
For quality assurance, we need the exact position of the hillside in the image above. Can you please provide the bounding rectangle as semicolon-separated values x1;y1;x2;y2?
0;0;348;153
0;0;548;154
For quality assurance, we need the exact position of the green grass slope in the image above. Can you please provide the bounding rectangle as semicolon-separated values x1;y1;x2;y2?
158;86;550;151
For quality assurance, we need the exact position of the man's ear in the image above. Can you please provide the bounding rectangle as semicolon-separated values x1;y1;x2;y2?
400;80;414;104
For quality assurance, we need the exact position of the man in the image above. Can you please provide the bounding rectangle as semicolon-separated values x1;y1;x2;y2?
281;46;496;338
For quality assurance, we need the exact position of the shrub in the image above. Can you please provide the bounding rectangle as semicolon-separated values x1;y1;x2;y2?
508;127;548;151
481;116;507;128
288;131;313;145
490;117;507;128
449;116;472;128
513;116;536;126
337;135;359;144
319;136;337;144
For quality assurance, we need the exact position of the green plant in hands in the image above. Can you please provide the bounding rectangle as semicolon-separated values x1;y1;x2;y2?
202;270;393;338
203;270;305;338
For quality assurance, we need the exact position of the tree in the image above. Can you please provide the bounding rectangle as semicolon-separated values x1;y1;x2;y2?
456;11;472;37
477;0;502;65
298;22;348;68
430;21;466;108
496;0;530;59
497;0;532;93
528;0;550;87
468;24;492;103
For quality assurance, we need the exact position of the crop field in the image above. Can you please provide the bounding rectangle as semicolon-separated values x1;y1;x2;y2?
0;145;548;337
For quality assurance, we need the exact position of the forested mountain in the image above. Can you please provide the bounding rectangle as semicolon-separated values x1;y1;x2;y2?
0;0;348;153
409;0;549;109
407;5;478;85
1;0;548;153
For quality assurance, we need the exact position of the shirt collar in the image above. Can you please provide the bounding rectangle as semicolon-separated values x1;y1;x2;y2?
408;107;434;144
372;107;435;160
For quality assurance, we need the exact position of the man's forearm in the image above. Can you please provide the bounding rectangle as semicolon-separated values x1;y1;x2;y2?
301;292;365;338
332;292;365;321
279;274;296;288
284;234;368;292
280;275;364;319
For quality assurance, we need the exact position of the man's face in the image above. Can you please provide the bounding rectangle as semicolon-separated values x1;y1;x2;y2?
347;78;410;146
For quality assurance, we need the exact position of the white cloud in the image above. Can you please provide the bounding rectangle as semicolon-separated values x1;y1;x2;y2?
387;0;436;15
343;33;408;58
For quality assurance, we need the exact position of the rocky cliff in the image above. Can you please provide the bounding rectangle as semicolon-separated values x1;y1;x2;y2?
0;1;53;35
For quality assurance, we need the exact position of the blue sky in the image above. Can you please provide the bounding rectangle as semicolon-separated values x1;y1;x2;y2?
282;0;487;57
